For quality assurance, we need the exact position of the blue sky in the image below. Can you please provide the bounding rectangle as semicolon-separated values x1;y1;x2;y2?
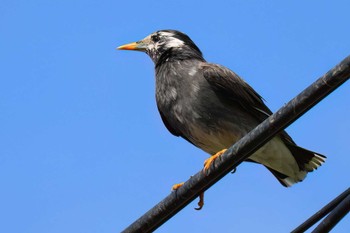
1;1;349;232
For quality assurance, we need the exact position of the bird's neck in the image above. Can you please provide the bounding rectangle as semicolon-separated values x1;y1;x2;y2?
155;47;205;69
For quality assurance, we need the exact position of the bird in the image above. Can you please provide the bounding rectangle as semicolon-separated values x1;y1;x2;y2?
117;29;326;209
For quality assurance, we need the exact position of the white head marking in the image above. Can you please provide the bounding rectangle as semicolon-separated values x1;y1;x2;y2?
158;31;185;49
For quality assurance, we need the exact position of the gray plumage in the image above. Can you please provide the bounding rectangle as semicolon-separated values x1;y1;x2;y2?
118;29;326;187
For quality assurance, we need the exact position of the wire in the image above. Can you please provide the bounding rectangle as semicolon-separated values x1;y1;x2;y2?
292;188;350;233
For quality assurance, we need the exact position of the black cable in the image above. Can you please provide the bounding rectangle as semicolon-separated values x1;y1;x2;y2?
312;194;350;233
292;188;350;233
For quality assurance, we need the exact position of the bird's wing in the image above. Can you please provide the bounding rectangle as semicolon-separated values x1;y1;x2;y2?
201;63;273;120
201;63;296;145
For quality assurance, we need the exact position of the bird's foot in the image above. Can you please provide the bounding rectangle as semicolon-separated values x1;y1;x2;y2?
171;182;205;210
171;182;184;191
203;149;227;171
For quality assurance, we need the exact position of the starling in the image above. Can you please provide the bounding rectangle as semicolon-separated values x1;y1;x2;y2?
118;30;326;208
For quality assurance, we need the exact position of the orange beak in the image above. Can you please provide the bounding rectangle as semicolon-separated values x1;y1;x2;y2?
117;41;147;51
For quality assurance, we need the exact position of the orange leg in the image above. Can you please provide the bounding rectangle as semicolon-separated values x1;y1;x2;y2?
171;182;184;191
171;148;227;210
171;182;205;210
203;149;227;171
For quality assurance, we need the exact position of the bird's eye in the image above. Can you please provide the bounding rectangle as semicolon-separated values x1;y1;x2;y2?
151;35;160;42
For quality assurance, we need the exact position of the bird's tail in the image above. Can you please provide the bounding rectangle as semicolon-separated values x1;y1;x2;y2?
267;144;326;187
287;144;326;172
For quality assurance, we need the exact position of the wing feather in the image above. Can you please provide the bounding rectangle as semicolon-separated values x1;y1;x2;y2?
201;63;296;145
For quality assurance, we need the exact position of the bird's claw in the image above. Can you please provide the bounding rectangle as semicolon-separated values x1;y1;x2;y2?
203;149;227;172
171;182;184;191
172;182;205;210
194;192;204;210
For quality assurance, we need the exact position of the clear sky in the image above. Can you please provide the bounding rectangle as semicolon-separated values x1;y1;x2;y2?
1;1;349;232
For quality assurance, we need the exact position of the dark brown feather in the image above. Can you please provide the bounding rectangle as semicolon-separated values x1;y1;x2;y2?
200;62;325;174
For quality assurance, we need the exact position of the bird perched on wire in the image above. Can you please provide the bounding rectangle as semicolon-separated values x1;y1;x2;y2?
118;30;326;209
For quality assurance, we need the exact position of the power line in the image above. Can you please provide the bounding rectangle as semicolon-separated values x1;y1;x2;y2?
122;56;350;233
292;188;350;233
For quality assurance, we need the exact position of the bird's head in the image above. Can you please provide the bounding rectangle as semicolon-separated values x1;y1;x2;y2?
117;30;203;64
